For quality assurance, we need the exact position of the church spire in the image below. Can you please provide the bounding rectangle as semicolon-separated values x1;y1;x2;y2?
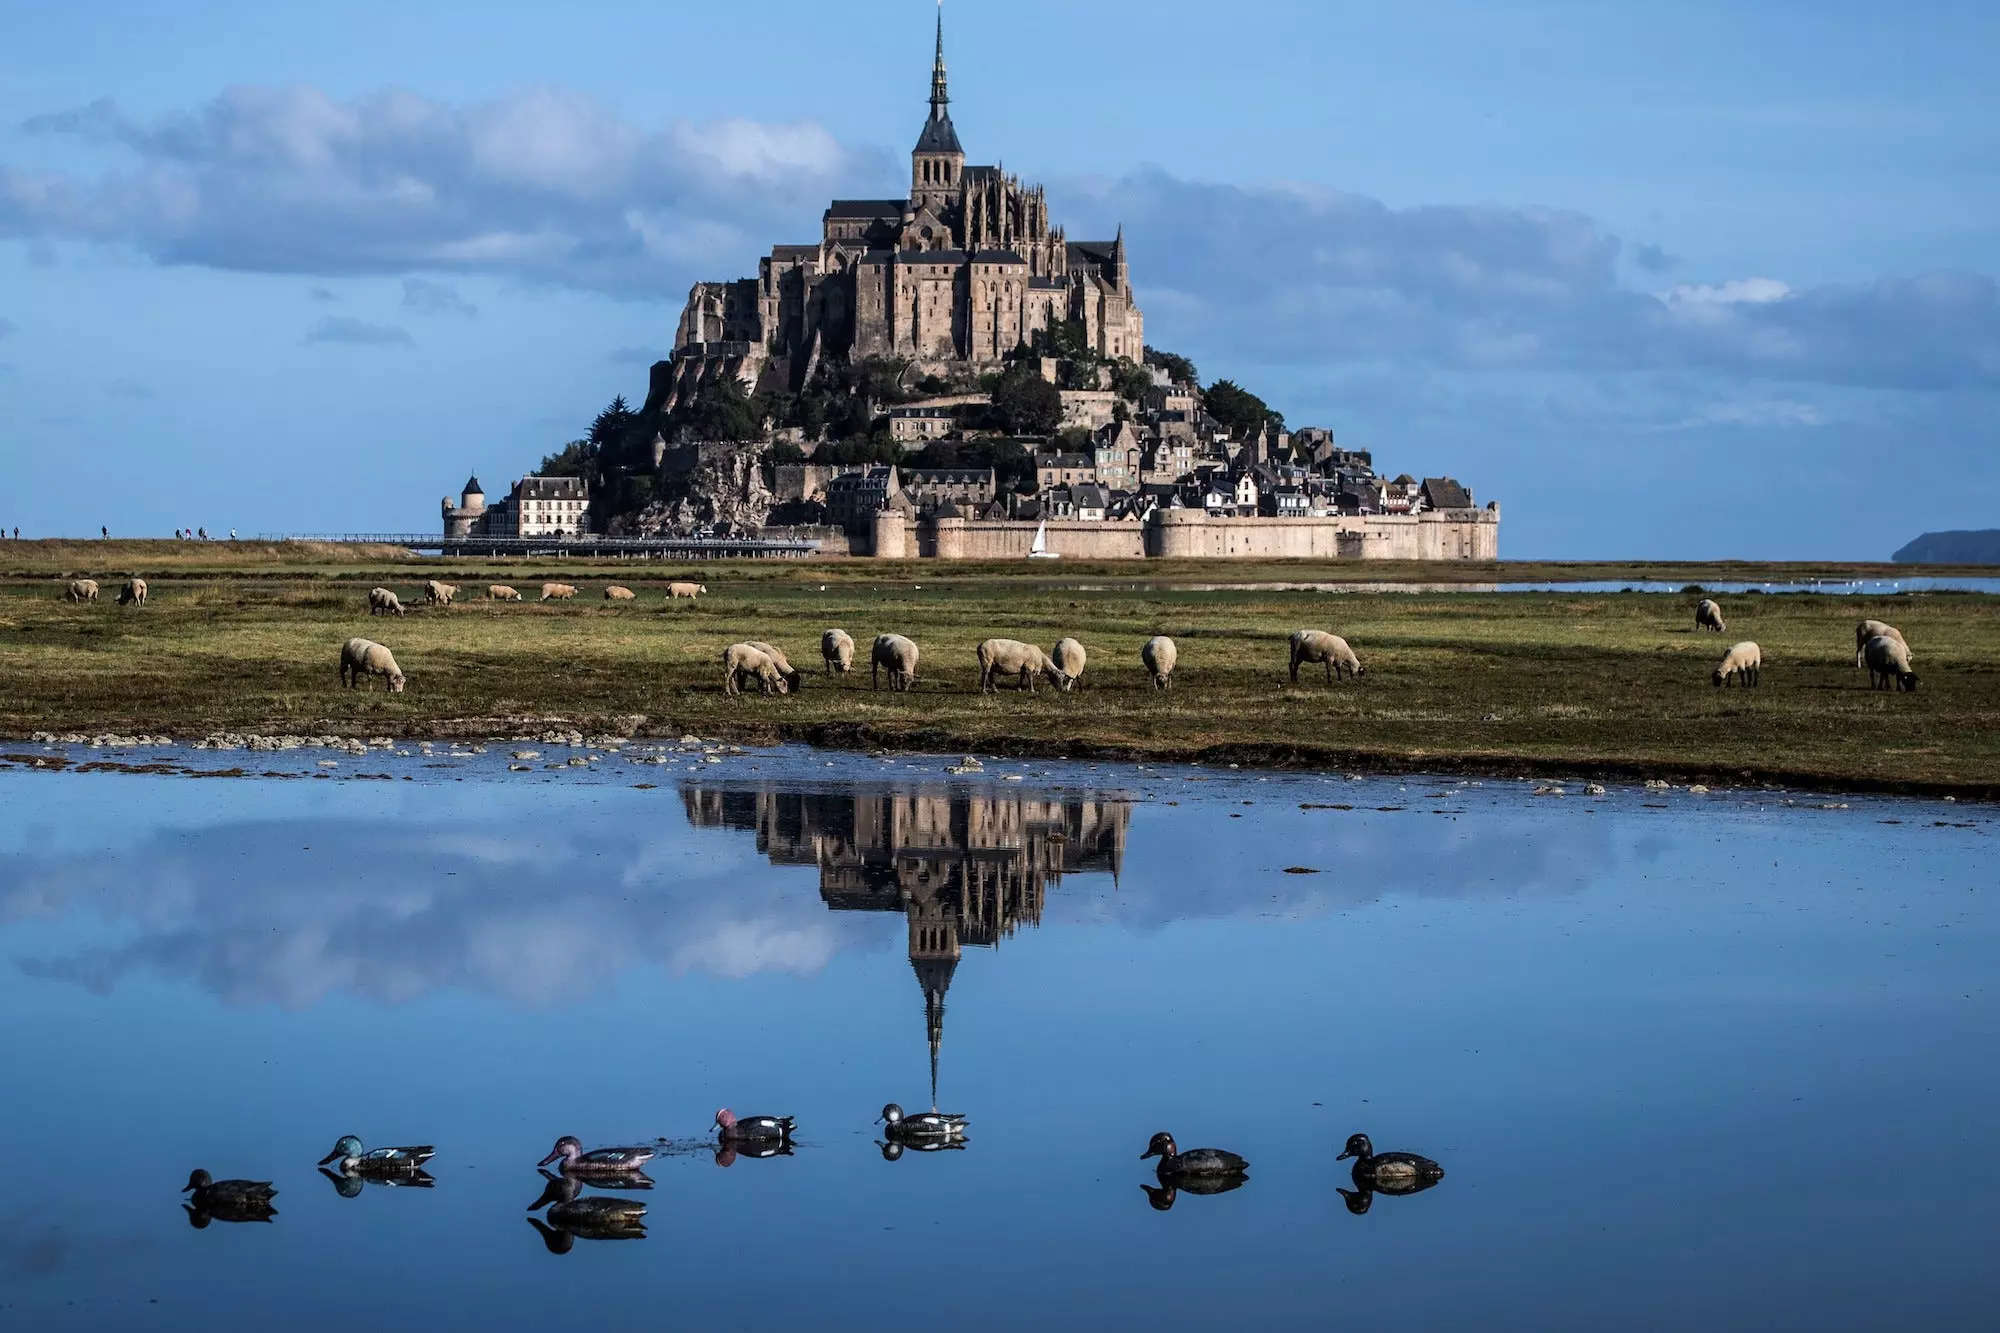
931;2;949;120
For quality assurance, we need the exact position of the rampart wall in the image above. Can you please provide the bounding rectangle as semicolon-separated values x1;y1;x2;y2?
864;506;1500;561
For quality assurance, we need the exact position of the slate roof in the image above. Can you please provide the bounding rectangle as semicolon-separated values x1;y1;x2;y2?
914;113;963;155
463;475;483;495
1421;477;1473;509
971;249;1027;265
827;199;907;219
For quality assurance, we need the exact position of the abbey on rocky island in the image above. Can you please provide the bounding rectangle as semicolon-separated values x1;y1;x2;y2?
666;10;1143;406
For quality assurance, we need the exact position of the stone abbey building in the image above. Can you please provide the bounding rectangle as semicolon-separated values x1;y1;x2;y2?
667;12;1144;405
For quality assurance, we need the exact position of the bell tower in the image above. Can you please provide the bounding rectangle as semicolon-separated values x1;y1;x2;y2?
910;4;965;214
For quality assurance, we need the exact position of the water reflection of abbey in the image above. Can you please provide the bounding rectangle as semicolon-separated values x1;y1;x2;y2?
681;787;1130;1097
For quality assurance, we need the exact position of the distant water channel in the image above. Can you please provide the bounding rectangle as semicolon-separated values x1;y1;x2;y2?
1067;576;2000;595
2;744;1996;1330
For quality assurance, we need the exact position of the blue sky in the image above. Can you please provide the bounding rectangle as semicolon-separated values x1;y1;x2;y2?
1;0;1995;556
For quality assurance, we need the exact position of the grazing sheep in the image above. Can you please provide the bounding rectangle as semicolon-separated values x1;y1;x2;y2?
821;628;855;675
746;641;804;693
1288;629;1364;684
488;585;522;602
1051;637;1087;691
1863;634;1919;692
66;579;99;603
117;577;147;607
977;638;1070;694
1854;619;1909;668
1694;599;1725;633
872;634;920;692
339;637;406;692
540;583;578;601
722;642;790;697
667;582;708;600
1712;641;1762;688
1141;636;1178;691
604;585;636;601
367;587;406;616
423;580;458;606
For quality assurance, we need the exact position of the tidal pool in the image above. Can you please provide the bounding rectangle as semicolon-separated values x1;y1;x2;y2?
1;746;1995;1331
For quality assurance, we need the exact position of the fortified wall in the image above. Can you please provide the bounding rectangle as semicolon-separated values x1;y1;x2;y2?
867;505;1500;561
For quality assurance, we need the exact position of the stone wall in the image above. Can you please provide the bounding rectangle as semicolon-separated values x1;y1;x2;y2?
863;505;1500;561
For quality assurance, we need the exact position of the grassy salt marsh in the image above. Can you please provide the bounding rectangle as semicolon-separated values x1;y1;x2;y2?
2;546;1995;794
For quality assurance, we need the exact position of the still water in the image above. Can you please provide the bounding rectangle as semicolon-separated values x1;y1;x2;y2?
2;745;1996;1331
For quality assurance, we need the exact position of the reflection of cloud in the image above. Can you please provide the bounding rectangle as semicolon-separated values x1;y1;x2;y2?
4;784;1619;1011
3;817;871;1009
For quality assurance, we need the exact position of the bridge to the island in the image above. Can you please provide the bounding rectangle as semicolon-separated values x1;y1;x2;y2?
264;533;822;559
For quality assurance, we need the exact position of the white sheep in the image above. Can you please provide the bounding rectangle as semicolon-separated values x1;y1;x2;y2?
424;580;458;606
1854;619;1908;668
1695;599;1725;633
1051;637;1087;691
368;587;406;616
117;577;147;606
1712;641;1762;687
66;579;99;603
745;641;805;692
1863;634;1918;692
667;582;708;600
1289;629;1364;684
540;583;578;601
977;638;1069;694
821;628;855;674
339;637;406;692
722;642;790;697
488;585;522;602
1141;636;1178;691
872;634;920;692
604;585;636;601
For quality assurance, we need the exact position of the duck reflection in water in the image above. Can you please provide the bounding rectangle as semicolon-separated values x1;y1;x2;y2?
1335;1132;1445;1214
181;1169;277;1227
1140;1174;1249;1211
319;1165;436;1198
526;1171;647;1253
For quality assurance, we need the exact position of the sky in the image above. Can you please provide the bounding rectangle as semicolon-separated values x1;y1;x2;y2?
0;0;1995;557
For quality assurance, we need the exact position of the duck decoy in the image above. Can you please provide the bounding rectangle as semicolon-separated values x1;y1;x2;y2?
1336;1132;1444;1196
537;1135;655;1176
318;1135;436;1176
182;1169;277;1226
526;1172;646;1252
714;1108;795;1146
878;1103;968;1142
1141;1132;1248;1178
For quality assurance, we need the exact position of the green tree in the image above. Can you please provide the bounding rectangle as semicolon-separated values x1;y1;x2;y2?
1113;359;1153;402
676;378;765;441
538;438;595;477
1144;346;1199;385
1204;379;1281;439
991;363;1062;436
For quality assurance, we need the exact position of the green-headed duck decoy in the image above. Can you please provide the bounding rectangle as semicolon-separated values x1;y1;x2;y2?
537;1135;655;1176
1141;1132;1248;1178
526;1171;646;1252
1337;1132;1444;1195
714;1108;795;1146
878;1103;968;1142
318;1135;435;1176
182;1169;277;1226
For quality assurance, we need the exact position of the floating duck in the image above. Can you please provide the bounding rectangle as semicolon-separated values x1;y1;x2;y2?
182;1169;277;1226
1141;1132;1248;1179
317;1135;435;1176
878;1103;968;1142
1336;1132;1444;1198
537;1136;655;1176
526;1171;646;1252
714;1108;795;1146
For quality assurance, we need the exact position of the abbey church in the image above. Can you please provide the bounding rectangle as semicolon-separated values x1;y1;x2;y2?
667;11;1144;403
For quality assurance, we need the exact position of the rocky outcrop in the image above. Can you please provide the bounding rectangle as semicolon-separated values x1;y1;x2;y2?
617;443;774;536
1893;530;2000;564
